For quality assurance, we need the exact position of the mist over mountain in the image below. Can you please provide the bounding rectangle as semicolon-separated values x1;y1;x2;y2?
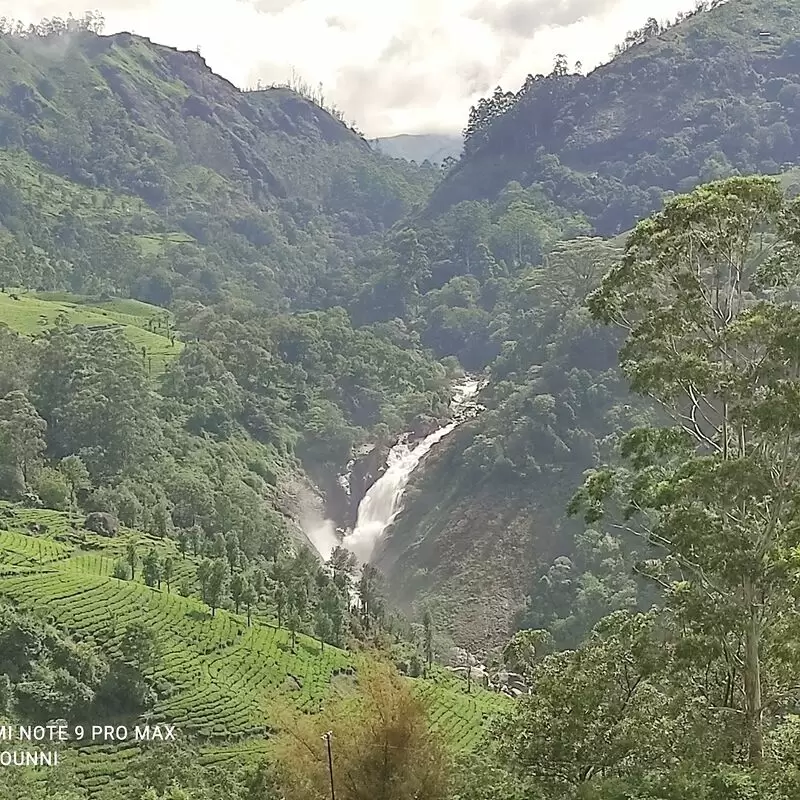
372;133;463;165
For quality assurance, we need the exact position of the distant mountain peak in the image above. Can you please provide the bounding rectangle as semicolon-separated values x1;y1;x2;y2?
372;133;462;164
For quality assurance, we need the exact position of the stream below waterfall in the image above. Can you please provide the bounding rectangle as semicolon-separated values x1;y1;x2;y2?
307;377;481;562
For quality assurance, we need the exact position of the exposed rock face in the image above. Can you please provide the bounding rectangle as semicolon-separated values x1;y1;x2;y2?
84;512;119;537
346;443;390;522
372;426;552;651
303;442;391;532
276;472;329;556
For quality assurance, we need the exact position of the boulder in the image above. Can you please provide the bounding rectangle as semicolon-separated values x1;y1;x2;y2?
84;511;119;537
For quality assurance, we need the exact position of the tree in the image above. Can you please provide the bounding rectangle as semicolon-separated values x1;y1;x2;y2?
422;609;434;669
230;572;245;614
0;251;20;293
497;611;690;792
113;559;130;580
243;758;284;800
314;607;333;652
142;548;162;589
357;564;384;630
287;610;301;652
210;533;226;559
502;629;553;674
189;524;202;557
551;53;568;77
279;661;451;800
177;529;189;559
150;499;172;538
120;620;160;674
126;540;139;581
162;557;175;593
226;531;242;571
241;578;258;627
207;558;229;617
320;582;347;647
99;620;161;715
197;559;213;604
274;580;288;629
571;176;800;767
285;577;309;651
32;325;158;479
59;454;90;519
0;390;46;487
328;546;357;594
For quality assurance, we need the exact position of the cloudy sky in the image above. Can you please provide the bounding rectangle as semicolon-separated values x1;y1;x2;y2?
6;0;697;136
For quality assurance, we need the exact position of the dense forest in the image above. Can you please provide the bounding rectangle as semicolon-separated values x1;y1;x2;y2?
3;1;800;798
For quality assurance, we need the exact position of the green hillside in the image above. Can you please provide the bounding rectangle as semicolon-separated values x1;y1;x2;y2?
0;291;181;375
348;0;800;651
5;4;800;798
0;501;508;796
425;0;800;235
0;24;437;308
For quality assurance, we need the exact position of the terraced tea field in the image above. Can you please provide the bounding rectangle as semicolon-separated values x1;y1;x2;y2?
0;291;182;376
0;503;511;794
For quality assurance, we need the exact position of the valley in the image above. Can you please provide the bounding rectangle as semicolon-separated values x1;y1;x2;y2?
2;1;800;797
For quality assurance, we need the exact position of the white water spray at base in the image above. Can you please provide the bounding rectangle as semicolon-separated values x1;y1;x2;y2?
303;517;339;561
341;378;479;563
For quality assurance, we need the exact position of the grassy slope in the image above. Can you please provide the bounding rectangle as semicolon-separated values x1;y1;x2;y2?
0;502;509;796
0;291;182;375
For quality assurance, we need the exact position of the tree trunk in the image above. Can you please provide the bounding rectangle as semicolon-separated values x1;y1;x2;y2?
742;576;763;765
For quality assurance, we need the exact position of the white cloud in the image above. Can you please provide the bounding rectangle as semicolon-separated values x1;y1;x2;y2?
4;0;698;136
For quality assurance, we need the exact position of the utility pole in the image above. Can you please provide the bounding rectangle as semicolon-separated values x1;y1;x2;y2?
322;731;336;800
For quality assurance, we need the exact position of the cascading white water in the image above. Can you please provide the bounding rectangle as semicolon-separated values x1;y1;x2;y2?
341;378;480;562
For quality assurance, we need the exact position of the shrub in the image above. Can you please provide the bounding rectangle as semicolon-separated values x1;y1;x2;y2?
113;559;130;580
33;467;69;511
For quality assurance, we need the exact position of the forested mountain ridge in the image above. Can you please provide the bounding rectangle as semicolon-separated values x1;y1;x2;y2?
0;19;437;308
7;5;800;797
424;0;800;235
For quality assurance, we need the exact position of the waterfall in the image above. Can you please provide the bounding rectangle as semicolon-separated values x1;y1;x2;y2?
341;378;480;562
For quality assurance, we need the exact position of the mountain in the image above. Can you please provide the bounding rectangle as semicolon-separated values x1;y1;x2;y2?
424;0;800;235
0;22;452;534
372;133;462;164
6;5;800;796
363;0;800;649
0;20;495;800
0;24;438;308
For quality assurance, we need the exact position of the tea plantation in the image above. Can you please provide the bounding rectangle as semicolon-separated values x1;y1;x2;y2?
0;502;511;796
0;291;182;376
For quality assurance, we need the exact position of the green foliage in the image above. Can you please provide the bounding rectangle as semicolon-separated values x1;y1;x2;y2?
438;0;800;236
0;388;46;489
0;503;504;797
572;176;800;764
0;603;106;722
33;466;70;510
0;26;435;309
